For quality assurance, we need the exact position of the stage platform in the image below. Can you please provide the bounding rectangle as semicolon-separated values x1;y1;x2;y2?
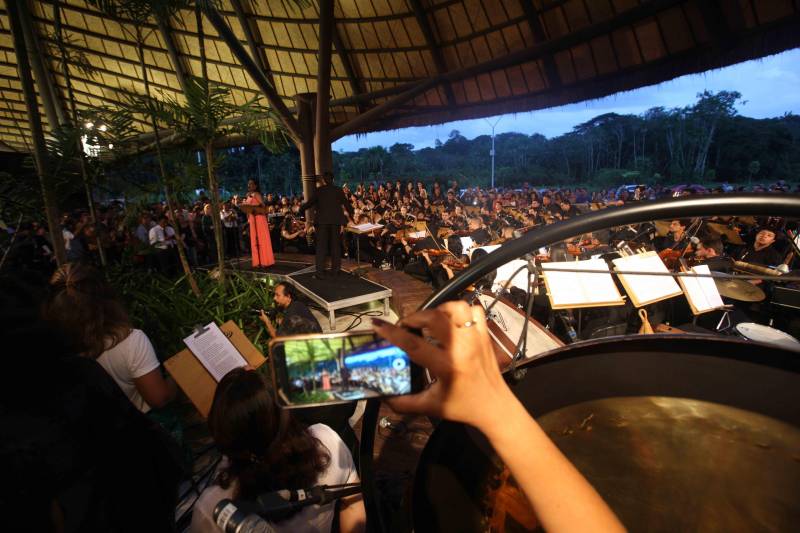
227;253;433;328
288;271;391;329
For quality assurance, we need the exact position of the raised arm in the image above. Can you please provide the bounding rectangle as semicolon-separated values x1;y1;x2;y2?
373;303;625;533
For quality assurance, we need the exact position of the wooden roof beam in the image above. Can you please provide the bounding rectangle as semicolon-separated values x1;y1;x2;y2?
332;0;685;139
518;0;562;89
331;23;366;113
696;0;745;50
229;0;277;89
154;13;191;94
408;0;456;109
199;0;301;142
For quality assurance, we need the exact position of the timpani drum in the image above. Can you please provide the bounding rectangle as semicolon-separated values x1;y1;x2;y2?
412;335;800;532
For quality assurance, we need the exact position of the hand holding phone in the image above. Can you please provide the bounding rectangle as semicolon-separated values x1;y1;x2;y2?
371;301;511;430
269;330;425;408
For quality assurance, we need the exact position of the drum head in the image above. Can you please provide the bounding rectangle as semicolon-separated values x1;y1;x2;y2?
736;322;800;350
413;335;800;533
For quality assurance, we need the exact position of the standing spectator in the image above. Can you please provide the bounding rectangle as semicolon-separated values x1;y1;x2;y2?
148;216;172;274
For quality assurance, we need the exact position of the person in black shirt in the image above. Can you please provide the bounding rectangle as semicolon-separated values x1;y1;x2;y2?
299;172;354;278
656;219;691;252
738;228;783;267
259;282;322;337
467;217;492;245
694;237;733;273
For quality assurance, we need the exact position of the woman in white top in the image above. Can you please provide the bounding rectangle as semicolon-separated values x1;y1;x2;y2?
190;368;366;533
43;263;175;412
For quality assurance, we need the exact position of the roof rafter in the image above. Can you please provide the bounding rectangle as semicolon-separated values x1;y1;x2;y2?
229;0;276;90
407;0;456;109
332;0;687;139
331;22;366;113
518;0;561;89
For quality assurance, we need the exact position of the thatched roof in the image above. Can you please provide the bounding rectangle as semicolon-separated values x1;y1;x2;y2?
1;0;799;151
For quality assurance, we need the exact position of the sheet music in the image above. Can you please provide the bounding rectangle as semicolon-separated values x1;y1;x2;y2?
349;222;383;232
408;230;427;239
613;252;683;306
494;258;530;291
542;259;623;307
680;264;724;314
183;322;247;382
459;236;475;254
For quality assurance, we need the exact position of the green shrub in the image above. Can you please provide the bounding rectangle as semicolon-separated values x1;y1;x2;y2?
110;268;274;360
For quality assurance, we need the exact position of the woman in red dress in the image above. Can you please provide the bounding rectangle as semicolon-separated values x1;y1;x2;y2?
242;179;275;268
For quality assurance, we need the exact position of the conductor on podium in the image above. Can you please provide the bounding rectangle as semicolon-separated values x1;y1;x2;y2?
300;172;354;278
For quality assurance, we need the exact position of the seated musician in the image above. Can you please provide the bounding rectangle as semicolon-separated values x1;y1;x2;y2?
737;227;783;267
451;205;468;231
657;219;691;252
374;197;390;217
467;217;492;245
694;237;732;273
444;189;461;210
555;199;578;220
281;215;311;254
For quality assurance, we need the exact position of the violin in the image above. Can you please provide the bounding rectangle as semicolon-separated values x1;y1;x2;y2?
415;248;450;257
658;245;693;270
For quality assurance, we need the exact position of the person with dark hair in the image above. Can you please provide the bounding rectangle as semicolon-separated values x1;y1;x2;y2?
657;218;692;252
259;282;322;337
190;368;366;532
42;263;176;413
738;227;783;267
242;179;276;268
299;172;354;279
694;237;732;273
0;274;183;532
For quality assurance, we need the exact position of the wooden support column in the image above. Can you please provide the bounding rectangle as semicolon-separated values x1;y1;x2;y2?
7;0;66;265
296;93;316;222
314;0;334;176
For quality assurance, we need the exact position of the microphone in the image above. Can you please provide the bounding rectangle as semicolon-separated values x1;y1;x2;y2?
214;484;362;533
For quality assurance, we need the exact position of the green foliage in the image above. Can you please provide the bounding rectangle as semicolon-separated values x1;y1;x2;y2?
109;267;275;359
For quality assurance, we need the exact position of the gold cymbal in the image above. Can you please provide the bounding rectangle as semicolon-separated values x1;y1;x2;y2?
714;276;766;302
654;220;671;237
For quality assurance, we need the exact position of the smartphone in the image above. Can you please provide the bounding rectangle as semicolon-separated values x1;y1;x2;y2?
268;330;426;408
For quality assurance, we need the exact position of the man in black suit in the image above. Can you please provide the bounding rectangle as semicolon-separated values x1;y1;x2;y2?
300;172;354;278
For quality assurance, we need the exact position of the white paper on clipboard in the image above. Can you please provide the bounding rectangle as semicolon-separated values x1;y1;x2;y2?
183;322;247;382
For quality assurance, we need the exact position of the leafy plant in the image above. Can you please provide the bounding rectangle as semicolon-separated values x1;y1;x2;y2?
110;267;275;358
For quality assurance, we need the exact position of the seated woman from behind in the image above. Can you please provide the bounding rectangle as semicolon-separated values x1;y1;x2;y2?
43;263;176;413
191;368;366;533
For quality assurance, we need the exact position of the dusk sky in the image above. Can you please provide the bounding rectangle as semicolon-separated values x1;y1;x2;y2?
333;48;800;153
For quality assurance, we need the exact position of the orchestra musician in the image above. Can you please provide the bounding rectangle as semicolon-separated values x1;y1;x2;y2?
693;237;732;273
657;219;691;252
737;227;783;267
467;217;492;245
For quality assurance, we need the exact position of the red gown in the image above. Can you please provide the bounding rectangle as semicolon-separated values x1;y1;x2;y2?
244;195;275;268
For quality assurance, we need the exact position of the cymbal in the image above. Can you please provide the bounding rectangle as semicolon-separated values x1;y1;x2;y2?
706;222;745;245
654;220;671;237
714;276;766;302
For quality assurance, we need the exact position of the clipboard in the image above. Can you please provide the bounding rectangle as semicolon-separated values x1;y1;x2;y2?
164;320;266;417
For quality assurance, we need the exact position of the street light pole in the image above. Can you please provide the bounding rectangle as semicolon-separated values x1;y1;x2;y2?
485;117;501;189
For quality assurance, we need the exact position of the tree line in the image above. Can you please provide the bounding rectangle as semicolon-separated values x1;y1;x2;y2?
332;90;800;188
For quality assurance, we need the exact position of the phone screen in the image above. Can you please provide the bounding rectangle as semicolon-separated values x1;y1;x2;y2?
270;332;421;407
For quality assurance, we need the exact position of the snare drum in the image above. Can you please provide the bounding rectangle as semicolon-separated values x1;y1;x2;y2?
735;322;800;350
